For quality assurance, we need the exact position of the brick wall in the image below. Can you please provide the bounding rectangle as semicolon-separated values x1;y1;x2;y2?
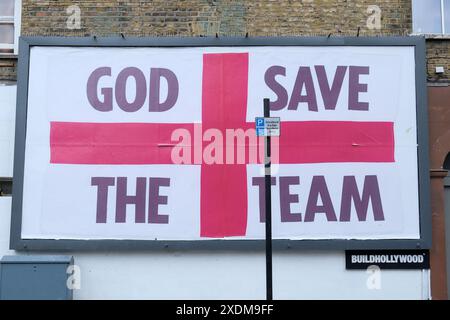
427;40;450;83
245;0;411;36
0;59;17;82
0;0;448;82
20;0;412;36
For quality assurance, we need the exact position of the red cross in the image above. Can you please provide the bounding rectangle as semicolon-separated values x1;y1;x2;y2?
50;52;394;238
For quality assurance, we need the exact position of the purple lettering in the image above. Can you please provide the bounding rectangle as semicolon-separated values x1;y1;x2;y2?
264;66;288;111
279;176;302;222
288;66;318;111
115;67;147;112
340;175;384;221
91;177;115;223
115;177;147;223
315;65;347;110
148;177;170;224
304;176;337;222
87;67;113;111
252;177;277;222
149;68;179;112
348;66;369;110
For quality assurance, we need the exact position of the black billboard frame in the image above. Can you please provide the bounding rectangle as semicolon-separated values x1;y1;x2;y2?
10;36;431;251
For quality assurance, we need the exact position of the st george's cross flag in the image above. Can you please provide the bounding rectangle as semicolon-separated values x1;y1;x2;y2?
19;45;420;241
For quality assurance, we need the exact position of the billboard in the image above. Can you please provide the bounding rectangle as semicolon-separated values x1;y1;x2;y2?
11;37;430;250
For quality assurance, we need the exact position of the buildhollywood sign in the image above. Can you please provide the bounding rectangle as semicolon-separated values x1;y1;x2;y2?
11;37;430;249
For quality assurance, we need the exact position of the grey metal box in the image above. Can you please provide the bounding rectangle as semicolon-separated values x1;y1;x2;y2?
0;255;73;300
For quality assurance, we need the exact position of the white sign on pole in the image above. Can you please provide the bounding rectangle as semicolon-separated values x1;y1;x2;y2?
255;117;280;137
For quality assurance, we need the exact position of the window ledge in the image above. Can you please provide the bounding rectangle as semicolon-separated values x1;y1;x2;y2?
410;33;450;40
0;53;18;59
428;82;450;87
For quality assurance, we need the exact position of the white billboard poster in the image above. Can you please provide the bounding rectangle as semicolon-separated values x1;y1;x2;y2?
12;38;429;248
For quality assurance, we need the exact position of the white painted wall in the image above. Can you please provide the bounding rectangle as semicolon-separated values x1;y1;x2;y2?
0;85;16;177
0;84;430;300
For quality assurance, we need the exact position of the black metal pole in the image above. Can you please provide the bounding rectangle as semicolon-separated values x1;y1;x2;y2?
263;98;273;300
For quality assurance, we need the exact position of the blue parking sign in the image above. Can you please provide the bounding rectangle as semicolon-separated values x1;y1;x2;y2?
256;117;265;127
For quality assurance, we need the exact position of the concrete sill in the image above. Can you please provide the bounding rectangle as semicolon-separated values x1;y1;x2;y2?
0;54;18;59
410;33;450;40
